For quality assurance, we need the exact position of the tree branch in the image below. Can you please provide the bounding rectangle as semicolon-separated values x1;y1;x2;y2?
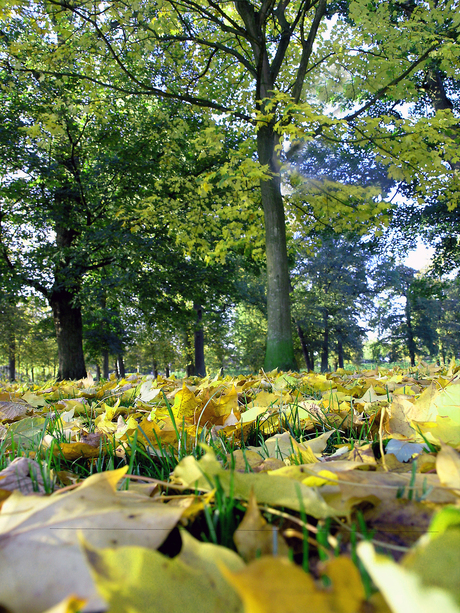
292;0;327;102
6;66;254;123
150;33;257;77
344;44;440;122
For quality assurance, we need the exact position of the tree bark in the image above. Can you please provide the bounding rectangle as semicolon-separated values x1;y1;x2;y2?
296;322;312;371
102;349;109;379
258;125;297;371
194;302;206;377
337;337;344;369
184;327;194;376
405;296;416;367
321;309;329;373
8;335;15;382
50;288;87;380
118;354;125;378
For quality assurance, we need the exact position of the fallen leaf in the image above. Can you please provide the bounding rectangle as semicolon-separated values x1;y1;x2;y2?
0;457;46;494
0;467;186;613
172;447;337;518
436;443;460;493
358;541;460;613
220;554;364;613
82;530;244;613
233;490;290;561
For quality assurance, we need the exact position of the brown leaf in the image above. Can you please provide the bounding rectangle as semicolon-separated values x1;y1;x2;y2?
0;401;31;422
0;457;46;494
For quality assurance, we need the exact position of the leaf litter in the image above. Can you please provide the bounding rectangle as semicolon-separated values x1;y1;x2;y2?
0;362;459;612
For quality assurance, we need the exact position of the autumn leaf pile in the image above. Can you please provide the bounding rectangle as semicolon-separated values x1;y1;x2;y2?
1;363;460;613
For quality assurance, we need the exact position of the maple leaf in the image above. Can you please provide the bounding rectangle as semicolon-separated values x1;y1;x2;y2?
0;468;188;613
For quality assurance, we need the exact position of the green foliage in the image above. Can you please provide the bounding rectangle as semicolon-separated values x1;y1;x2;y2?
292;234;374;370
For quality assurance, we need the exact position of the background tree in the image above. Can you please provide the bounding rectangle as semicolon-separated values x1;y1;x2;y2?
369;265;447;366
0;66;175;378
292;234;373;371
1;49;253;379
435;279;460;364
0;295;26;381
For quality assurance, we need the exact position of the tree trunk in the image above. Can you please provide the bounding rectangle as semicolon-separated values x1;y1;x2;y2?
118;354;125;378
102;349;109;379
50;288;86;380
194;302;206;377
296;322;312;371
185;326;194;376
337;337;344;369
321;309;329;373
8;335;15;382
258;125;297;372
95;363;101;381
186;363;194;377
405;296;416;367
165;364;170;377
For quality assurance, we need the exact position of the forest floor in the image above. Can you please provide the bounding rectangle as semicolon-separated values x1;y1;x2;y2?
0;364;459;613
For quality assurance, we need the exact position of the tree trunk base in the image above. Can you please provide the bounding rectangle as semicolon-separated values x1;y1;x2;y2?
264;339;297;372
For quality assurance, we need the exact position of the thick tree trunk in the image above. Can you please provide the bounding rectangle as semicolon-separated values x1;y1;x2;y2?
194;302;206;377
258;125;297;372
296;322;312;371
50;288;86;380
95;363;101;381
102;349;109;379
321;309;329;373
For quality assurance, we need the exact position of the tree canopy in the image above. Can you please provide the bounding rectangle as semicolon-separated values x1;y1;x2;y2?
2;0;459;370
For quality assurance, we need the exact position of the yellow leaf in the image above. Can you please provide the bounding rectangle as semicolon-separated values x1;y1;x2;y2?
54;441;104;460
436;444;460;493
415;416;460;447
432;383;460;424
358;542;460;613
172;447;336;518
302;470;338;487
173;382;199;419
233;490;290;561
81;530;244;613
220;554;364;613
219;556;326;613
41;596;88;613
215;385;238;416
0;467;185;613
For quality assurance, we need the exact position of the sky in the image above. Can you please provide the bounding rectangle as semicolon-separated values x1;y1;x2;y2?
404;242;435;271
